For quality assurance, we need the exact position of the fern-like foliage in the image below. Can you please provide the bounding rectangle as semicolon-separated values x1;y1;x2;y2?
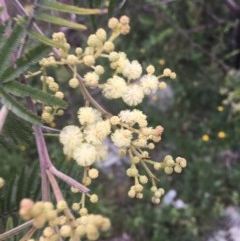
0;21;67;124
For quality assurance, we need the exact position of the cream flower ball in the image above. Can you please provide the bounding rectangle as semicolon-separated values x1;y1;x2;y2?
122;84;144;106
84;120;111;145
73;143;97;166
140;74;159;94
111;129;132;148
78;107;102;125
102;75;127;99
59;125;83;157
122;60;142;80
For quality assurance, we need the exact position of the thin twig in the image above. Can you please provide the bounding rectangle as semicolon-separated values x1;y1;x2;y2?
0;220;33;241
19;226;37;241
49;166;90;193
46;170;65;201
33;125;51;201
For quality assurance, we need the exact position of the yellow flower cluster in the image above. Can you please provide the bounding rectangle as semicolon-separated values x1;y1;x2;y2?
110;109;162;149
59;107;110;167
75;214;110;240
126;154;187;203
38;16;176;111
38;75;65;124
19;199;110;241
34;15;187;206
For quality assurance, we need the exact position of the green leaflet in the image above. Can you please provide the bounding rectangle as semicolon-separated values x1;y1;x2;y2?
35;13;87;30
5;217;14;231
0;21;11;51
1;44;50;83
0;86;41;124
0;24;25;78
38;0;107;15
2;81;67;108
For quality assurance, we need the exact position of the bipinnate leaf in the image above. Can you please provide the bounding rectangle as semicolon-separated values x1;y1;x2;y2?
0;86;41;124
2;81;67;108
0;24;25;78
1;44;50;83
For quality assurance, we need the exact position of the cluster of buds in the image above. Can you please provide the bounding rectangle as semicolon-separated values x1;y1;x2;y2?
125;153;187;203
153;155;187;174
39;75;65;124
59;107;111;167
38;15;177;117
70;167;99;217
19;198;110;241
150;187;165;204
75;214;111;241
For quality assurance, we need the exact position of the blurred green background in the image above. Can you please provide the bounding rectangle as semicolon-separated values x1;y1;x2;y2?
1;0;240;240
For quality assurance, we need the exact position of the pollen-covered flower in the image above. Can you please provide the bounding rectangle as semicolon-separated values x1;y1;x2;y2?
140;74;159;94
112;52;128;73
78;107;102;125
122;84;144;106
111;129;132;147
122;60;142;80
132;109;147;127
59;125;83;157
102;75;127;99
84;120;111;145
73;143;97;166
118;109;147;127
84;72;99;88
94;144;108;162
